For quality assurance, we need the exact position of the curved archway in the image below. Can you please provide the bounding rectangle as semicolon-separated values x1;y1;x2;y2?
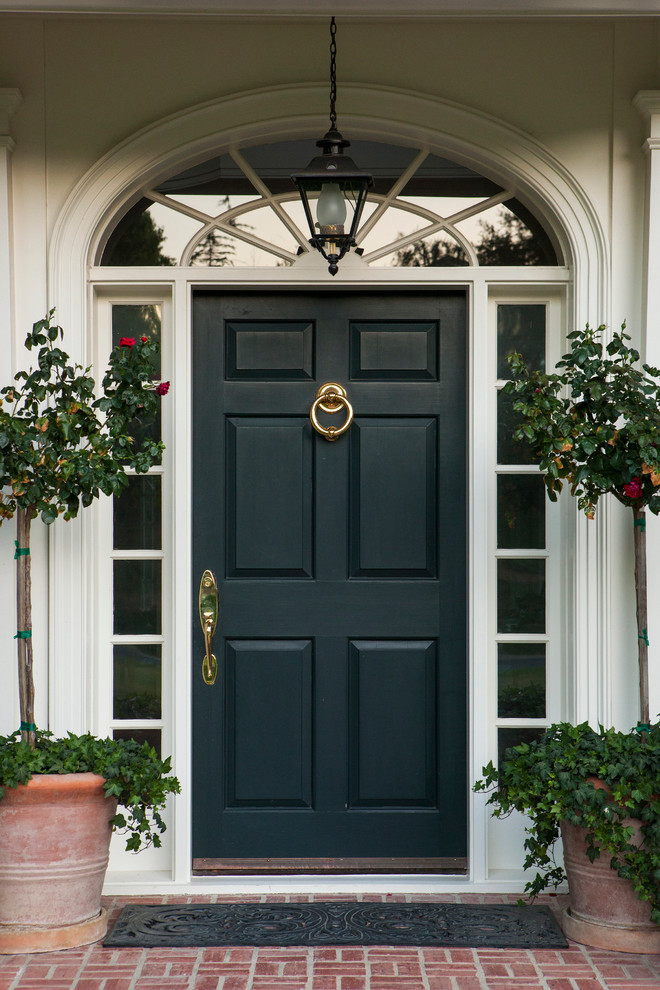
50;82;608;344
47;86;610;882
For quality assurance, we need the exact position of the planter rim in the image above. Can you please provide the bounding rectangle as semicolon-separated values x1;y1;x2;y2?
1;772;107;797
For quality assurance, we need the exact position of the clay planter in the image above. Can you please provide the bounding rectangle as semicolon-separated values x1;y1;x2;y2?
561;819;660;953
0;772;118;954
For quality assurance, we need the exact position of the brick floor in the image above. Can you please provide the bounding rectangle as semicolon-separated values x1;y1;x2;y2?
1;895;660;989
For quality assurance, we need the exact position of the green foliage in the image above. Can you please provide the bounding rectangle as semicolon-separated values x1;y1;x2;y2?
474;723;660;921
0;311;166;524
0;311;177;832
504;323;660;517
0;729;180;852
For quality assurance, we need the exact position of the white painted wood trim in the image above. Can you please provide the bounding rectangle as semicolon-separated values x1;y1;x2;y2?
47;83;607;888
634;91;660;726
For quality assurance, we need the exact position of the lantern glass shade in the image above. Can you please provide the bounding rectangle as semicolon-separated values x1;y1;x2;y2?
317;183;347;228
291;129;373;275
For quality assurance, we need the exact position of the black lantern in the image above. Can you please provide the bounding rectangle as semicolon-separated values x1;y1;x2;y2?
291;18;373;276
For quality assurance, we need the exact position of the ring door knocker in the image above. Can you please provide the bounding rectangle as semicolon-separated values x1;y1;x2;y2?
310;382;354;441
199;569;219;685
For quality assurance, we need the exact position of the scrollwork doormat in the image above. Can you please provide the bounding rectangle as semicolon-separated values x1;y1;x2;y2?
104;901;568;948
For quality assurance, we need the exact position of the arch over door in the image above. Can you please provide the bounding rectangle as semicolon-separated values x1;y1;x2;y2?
191;289;467;873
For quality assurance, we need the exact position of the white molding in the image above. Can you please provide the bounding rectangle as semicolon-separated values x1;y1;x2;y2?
103;872;566;897
0;89;21;382
49;82;608;889
1;0;657;14
634;91;660;723
0;89;22;136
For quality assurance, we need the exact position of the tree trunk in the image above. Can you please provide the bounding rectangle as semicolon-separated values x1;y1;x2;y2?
16;507;35;748
633;506;650;728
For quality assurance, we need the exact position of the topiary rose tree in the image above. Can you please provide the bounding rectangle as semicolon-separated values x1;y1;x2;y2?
505;323;660;730
0;311;170;749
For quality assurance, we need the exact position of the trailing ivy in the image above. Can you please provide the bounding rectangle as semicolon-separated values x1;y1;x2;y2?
0;729;180;852
474;723;660;921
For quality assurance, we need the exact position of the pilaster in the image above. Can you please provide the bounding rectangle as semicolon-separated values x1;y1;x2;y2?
634;90;660;722
0;90;22;370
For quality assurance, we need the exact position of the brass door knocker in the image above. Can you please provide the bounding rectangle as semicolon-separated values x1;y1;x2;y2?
310;382;353;441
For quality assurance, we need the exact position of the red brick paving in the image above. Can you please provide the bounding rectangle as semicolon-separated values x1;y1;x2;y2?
1;895;660;988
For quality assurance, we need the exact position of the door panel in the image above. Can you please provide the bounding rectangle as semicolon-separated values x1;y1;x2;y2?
227;419;313;577
192;290;467;872
350;419;437;576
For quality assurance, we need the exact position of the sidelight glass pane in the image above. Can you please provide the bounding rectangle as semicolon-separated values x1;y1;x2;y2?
498;727;545;766
497;390;534;464
498;644;546;718
113;728;162;758
497;304;546;379
113;644;162;719
111;305;163;461
112;304;161;376
113;559;162;635
113;475;162;550
497;474;545;549
497;559;545;633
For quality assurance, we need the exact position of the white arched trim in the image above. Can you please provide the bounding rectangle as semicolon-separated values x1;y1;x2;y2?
51;81;608;327
48;83;610;889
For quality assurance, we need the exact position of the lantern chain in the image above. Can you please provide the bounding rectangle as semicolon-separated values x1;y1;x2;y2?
329;16;337;129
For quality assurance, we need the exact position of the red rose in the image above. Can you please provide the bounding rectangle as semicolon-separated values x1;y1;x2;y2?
119;337;135;348
623;477;643;499
155;381;170;396
141;336;148;342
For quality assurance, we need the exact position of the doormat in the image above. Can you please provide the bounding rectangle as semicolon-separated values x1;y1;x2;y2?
104;901;568;948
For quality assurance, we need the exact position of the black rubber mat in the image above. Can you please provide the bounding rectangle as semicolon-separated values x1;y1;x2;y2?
104;900;568;948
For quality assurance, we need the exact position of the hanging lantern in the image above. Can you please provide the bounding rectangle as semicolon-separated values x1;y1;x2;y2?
291;18;373;276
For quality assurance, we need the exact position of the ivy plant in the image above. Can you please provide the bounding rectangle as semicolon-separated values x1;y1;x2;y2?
474;722;660;922
0;729;180;851
504;323;660;726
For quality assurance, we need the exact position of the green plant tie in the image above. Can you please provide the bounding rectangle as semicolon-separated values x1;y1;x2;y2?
635;723;651;733
639;628;650;646
635;517;646;531
19;722;36;732
14;541;30;558
14;630;31;639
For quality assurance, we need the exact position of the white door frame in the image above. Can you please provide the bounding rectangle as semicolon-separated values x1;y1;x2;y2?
48;84;606;891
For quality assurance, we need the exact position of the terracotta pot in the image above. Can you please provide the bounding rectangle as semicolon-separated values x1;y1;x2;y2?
0;773;117;954
561;819;660;953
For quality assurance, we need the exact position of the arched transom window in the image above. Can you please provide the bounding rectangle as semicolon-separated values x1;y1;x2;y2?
101;139;562;269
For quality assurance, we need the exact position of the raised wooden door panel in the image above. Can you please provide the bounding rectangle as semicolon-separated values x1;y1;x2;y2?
192;290;467;871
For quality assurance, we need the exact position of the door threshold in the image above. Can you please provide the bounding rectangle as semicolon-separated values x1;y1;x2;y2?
192;857;468;876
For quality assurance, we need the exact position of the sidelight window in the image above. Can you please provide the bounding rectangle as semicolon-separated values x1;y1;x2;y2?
493;298;561;763
108;303;166;757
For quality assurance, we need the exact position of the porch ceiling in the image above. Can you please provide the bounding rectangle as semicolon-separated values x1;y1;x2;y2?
0;0;658;15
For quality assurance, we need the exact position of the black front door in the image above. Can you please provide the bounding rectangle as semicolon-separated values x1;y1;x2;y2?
192;290;467;873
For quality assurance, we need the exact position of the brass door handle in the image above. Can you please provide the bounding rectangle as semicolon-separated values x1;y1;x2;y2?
199;569;219;685
310;382;354;441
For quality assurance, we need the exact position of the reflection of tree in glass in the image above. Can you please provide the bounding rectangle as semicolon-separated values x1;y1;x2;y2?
190;196;252;266
112;305;161;344
498;682;545;718
394;209;546;267
105;210;174;267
